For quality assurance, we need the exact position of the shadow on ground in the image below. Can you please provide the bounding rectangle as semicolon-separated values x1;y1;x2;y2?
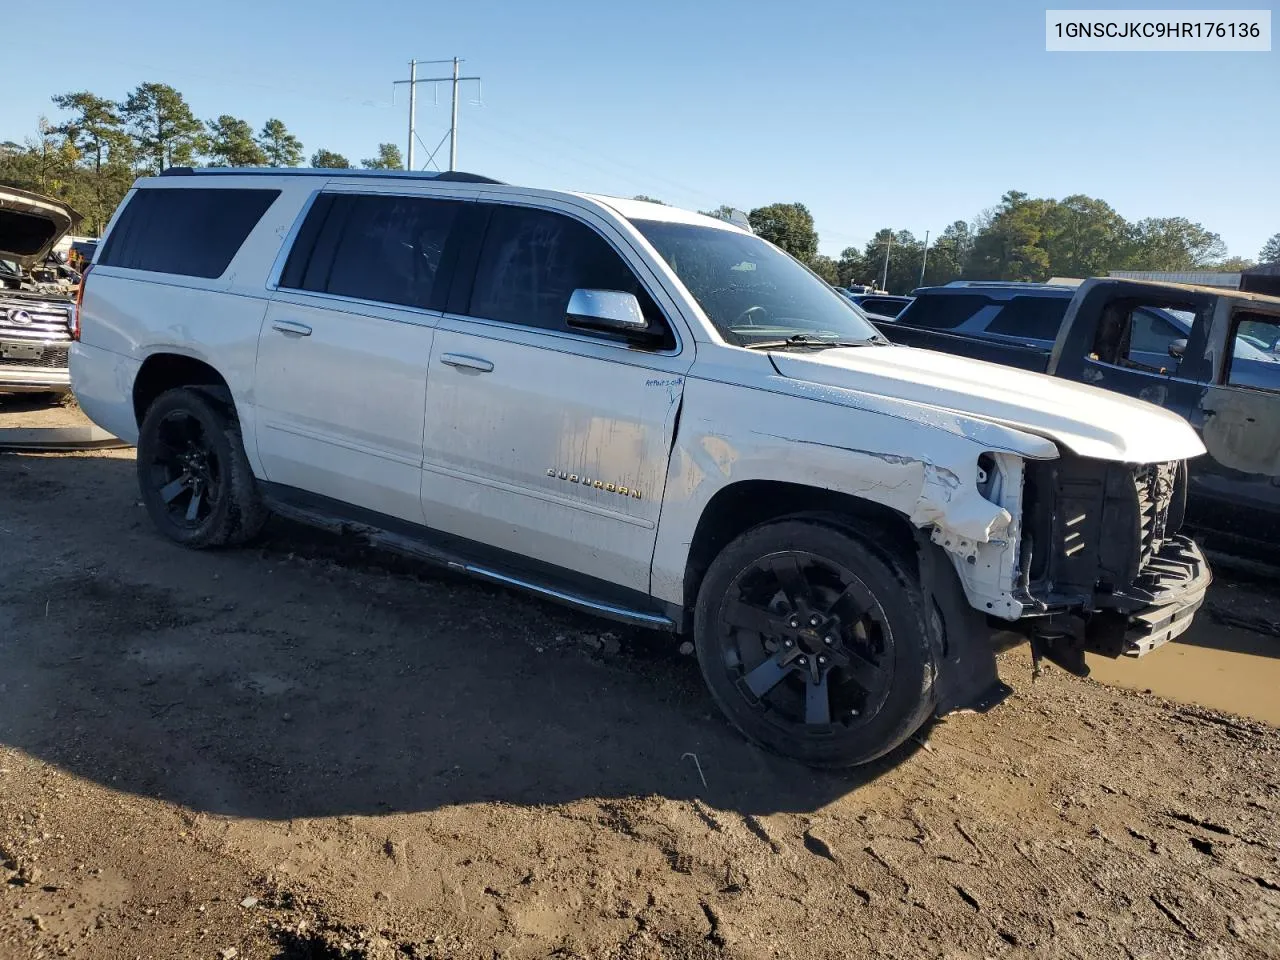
0;451;925;822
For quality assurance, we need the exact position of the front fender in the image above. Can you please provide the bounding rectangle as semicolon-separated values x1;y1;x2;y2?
651;378;1043;621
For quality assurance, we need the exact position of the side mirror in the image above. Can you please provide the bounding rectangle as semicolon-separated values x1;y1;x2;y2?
1168;338;1187;359
566;289;654;340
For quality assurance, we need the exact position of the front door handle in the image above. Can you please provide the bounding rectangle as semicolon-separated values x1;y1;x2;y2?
272;319;313;337
440;353;494;373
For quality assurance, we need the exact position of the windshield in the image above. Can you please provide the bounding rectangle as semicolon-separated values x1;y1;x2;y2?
632;219;881;346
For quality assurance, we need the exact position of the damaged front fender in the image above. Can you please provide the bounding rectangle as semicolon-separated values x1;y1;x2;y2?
649;376;1049;621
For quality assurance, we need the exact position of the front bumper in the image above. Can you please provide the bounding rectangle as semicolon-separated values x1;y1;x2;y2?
1;339;70;393
1085;535;1212;658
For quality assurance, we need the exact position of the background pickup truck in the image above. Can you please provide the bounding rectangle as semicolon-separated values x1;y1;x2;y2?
878;279;1280;561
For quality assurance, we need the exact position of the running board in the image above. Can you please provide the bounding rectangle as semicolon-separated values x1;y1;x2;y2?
265;496;677;631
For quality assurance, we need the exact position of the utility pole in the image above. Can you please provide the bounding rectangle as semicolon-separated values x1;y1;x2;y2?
919;230;930;287
881;233;893;292
449;57;460;172
394;57;482;172
406;59;417;171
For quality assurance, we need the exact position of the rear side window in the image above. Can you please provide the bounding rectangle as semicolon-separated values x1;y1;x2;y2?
984;296;1069;341
98;187;279;278
897;293;991;330
280;193;461;311
468;204;666;337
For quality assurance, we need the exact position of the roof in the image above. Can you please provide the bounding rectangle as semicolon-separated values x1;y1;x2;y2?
151;168;754;234
1085;276;1280;306
159;167;503;184
914;281;1077;297
582;194;750;232
1108;269;1241;287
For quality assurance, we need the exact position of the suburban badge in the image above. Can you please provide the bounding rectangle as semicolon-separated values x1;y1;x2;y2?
547;468;641;499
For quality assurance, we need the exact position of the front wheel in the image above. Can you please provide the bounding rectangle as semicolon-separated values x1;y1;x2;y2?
694;519;935;768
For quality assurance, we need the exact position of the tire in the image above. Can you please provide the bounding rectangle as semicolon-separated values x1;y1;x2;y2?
693;518;935;768
135;387;268;549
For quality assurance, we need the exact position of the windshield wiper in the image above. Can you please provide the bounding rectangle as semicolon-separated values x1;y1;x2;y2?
743;333;876;351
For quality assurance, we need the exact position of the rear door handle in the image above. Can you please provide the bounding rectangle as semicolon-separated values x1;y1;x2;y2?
440;353;494;373
272;319;313;337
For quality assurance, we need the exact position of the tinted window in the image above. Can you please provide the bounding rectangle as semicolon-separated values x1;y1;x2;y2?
470;205;664;335
897;293;990;330
984;296;1069;341
99;187;279;278
859;297;907;317
281;194;460;311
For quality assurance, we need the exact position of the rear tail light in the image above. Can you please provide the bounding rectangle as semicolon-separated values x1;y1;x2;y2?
71;263;91;341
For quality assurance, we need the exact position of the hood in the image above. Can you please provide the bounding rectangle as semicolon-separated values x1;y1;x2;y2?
769;344;1207;463
0;187;83;270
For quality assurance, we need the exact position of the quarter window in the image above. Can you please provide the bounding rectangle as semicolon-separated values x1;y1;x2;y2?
98;187;280;278
897;294;991;330
984;296;1069;341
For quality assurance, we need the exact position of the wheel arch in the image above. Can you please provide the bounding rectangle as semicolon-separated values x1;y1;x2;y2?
679;480;918;625
132;351;233;426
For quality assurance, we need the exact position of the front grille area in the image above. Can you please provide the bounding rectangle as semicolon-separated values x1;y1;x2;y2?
0;346;69;370
0;298;73;342
1021;455;1185;607
1133;461;1178;570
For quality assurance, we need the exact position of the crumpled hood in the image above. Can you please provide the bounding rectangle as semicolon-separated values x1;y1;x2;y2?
770;344;1207;463
0;187;82;270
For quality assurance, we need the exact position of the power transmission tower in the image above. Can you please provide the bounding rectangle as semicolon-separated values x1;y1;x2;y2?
394;57;482;172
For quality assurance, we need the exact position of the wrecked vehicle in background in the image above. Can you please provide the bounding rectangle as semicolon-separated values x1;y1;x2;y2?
0;186;83;396
877;278;1280;563
73;171;1211;767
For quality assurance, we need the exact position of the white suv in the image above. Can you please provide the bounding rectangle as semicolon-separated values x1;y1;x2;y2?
72;168;1211;767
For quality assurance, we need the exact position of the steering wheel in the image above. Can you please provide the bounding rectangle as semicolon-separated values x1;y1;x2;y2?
734;305;768;327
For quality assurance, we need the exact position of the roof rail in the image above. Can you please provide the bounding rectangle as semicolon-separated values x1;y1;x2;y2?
158;167;504;184
941;279;1077;289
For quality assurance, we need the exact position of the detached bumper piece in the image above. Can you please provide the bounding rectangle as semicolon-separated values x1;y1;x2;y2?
1028;536;1211;676
1093;535;1211;657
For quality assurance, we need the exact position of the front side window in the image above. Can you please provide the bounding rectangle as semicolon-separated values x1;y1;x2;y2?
469;205;666;338
632;219;879;346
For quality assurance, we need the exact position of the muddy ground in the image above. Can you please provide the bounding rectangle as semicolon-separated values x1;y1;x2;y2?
2;423;1279;958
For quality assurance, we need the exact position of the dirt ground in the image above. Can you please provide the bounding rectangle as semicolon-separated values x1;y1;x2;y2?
2;425;1279;958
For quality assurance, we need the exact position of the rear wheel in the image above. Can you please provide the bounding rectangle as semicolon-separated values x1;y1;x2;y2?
694;519;935;767
136;387;268;548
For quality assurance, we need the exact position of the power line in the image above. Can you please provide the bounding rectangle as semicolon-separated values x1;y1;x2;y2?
393;58;481;171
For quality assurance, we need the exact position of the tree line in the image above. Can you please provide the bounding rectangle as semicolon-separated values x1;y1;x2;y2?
0;82;401;236
2;79;1276;284
720;196;1278;294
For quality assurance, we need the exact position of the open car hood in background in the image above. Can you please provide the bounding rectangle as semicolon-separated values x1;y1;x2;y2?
0;187;83;270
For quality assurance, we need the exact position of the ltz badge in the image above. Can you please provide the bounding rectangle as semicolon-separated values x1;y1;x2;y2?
547;468;642;499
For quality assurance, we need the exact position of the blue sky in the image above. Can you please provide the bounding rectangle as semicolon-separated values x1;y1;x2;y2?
4;0;1277;258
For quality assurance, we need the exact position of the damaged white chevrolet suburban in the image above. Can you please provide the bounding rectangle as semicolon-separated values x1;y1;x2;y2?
71;169;1212;767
